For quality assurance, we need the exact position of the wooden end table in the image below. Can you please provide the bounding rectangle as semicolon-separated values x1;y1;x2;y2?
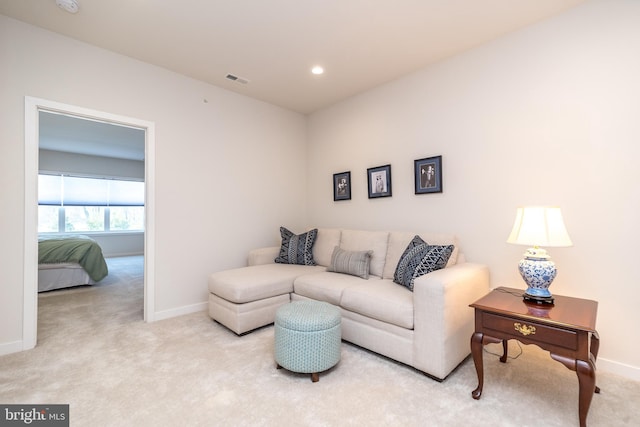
470;287;599;427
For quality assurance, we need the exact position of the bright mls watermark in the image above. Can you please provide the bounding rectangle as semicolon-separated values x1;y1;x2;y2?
1;405;69;426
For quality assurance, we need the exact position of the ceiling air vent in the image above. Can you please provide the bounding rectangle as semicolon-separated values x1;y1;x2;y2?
225;73;250;85
56;0;79;13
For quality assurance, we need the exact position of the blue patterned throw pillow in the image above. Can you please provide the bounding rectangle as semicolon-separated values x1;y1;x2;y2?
275;227;318;266
393;235;454;291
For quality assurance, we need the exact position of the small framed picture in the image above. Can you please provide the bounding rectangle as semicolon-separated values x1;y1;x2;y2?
414;155;442;194
367;164;392;199
333;171;351;201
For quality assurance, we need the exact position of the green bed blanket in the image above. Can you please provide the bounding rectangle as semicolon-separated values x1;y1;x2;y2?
38;235;109;282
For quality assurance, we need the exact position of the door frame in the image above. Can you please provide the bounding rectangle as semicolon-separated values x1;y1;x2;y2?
23;96;156;350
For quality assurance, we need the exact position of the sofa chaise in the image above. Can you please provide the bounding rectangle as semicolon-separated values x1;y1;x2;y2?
208;228;490;380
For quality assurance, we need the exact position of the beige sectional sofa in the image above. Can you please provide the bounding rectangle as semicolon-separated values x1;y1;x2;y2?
208;228;490;380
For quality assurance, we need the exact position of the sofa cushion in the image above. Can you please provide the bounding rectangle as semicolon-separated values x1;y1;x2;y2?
326;246;373;279
339;229;389;278
209;263;325;304
393;235;454;291
340;279;414;329
312;228;341;267
275;227;318;266
382;231;459;279
247;246;280;266
293;271;365;306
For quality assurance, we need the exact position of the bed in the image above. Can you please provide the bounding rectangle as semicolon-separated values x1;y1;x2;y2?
38;235;109;292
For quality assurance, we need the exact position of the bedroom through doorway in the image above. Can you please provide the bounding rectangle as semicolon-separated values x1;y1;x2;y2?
23;97;156;351
38;111;145;321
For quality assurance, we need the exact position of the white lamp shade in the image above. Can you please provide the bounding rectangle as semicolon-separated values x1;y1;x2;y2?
507;206;573;247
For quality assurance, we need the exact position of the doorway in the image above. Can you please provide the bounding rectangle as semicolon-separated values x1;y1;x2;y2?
23;96;156;350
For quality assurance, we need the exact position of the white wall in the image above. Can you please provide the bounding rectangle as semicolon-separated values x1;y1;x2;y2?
88;233;144;258
0;16;308;350
307;0;640;378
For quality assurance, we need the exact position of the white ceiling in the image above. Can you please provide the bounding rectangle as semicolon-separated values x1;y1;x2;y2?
1;0;585;115
39;111;146;161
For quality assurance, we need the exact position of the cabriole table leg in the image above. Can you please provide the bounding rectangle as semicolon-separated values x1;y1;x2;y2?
471;331;484;399
576;358;596;427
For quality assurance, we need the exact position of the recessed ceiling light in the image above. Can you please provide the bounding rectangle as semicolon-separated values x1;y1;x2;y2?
56;0;79;14
311;66;324;75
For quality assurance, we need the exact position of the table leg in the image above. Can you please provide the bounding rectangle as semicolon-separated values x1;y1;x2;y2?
576;358;596;427
590;331;600;361
471;331;484;399
500;339;508;363
590;332;601;394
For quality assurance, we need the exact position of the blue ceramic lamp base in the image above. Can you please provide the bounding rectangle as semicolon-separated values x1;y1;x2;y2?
518;248;557;305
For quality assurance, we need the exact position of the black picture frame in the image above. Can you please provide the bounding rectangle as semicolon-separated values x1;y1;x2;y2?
367;164;392;198
333;171;351;201
414;155;442;194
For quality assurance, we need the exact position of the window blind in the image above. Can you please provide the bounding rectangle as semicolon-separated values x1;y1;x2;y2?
38;174;144;206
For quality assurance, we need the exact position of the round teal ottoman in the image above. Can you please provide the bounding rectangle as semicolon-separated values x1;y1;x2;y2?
274;300;341;382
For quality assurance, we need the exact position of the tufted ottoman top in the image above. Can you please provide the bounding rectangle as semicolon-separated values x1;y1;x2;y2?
275;301;341;332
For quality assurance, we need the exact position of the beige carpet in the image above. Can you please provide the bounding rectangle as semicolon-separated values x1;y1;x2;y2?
1;256;639;426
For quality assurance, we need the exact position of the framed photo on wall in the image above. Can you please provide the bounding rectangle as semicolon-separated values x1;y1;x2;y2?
414;155;442;194
367;164;392;198
333;171;351;201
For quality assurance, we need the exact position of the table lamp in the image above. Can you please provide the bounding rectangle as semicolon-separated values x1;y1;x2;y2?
507;206;573;304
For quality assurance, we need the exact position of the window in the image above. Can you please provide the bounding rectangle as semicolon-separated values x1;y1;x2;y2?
109;206;145;231
65;206;105;231
38;174;144;233
37;205;59;232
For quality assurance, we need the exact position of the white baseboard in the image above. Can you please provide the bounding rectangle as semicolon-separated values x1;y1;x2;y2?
104;252;144;258
153;301;208;322
0;340;24;356
598;357;640;382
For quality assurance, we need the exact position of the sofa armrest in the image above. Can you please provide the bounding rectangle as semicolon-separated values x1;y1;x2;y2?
411;262;490;379
247;246;280;266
